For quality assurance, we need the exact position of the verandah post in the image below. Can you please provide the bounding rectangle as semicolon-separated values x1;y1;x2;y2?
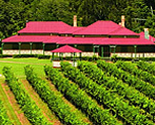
59;53;61;60
52;52;54;61
56;44;59;57
59;53;63;61
114;45;116;54
62;53;63;61
110;45;116;57
19;42;21;54
134;45;137;58
1;43;4;55
74;44;77;57
101;46;104;58
43;43;45;55
97;45;100;54
93;45;95;55
73;52;75;67
79;52;82;61
30;42;33;54
109;45;111;54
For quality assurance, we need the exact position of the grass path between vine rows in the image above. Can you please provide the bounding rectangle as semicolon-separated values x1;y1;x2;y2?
45;79;93;125
0;79;31;125
21;79;62;125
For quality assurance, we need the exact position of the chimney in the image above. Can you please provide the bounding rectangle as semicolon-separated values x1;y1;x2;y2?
144;28;149;40
121;15;125;27
73;15;77;27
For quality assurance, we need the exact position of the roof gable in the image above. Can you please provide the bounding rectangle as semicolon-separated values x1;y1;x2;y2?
110;27;139;36
51;45;82;53
17;20;139;36
60;27;86;34
73;21;120;35
18;21;72;34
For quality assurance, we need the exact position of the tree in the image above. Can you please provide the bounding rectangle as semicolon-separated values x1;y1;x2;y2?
124;0;151;32
145;15;155;37
32;0;73;25
0;0;21;38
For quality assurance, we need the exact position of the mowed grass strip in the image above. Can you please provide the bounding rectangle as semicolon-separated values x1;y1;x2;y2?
0;58;52;78
21;79;61;125
0;80;31;125
0;58;52;64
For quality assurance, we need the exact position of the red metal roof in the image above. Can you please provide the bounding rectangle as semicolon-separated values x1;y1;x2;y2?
109;27;139;36
18;21;72;34
3;35;154;45
2;35;54;43
51;45;82;53
57;37;154;45
73;21;121;35
56;37;153;45
139;32;155;42
73;21;139;36
43;36;70;43
17;21;140;36
57;37;108;45
94;38;154;45
60;27;85;34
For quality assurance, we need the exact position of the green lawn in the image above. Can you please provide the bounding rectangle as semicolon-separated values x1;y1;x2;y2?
0;58;52;79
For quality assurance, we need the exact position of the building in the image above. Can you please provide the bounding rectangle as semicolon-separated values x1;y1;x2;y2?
2;16;155;57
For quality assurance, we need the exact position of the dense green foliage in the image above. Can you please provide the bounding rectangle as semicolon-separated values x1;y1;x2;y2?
0;0;155;40
111;56;155;62
97;60;155;100
44;65;118;125
0;54;12;58
25;65;88;125
115;61;155;86
136;61;155;75
0;100;12;125
13;54;51;59
2;66;52;125
60;61;154;124
77;61;155;119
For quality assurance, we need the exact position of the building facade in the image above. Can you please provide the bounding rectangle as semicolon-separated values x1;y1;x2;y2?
2;16;155;57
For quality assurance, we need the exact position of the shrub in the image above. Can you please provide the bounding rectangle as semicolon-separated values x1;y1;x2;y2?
0;54;12;58
37;55;51;59
13;54;38;58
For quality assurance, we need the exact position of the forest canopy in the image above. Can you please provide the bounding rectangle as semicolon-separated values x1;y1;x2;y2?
1;0;155;39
